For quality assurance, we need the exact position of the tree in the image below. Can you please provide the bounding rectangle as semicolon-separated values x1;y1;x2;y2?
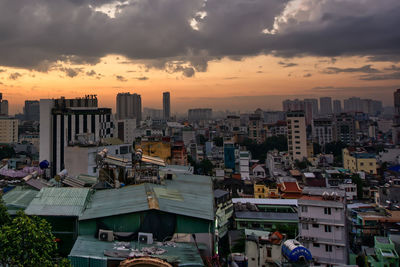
0;145;15;160
213;137;224;147
198;158;214;176
0;197;11;226
0;211;58;266
351;174;364;200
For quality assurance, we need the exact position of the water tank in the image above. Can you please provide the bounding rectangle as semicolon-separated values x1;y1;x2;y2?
281;239;312;262
39;160;49;169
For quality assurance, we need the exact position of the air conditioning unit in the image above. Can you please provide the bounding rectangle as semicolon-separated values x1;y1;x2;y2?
138;232;153;244
99;229;114;242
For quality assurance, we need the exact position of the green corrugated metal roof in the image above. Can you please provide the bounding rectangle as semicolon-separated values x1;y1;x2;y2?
25;187;91;217
69;236;204;266
79;174;214;221
2;186;38;215
79;184;149;221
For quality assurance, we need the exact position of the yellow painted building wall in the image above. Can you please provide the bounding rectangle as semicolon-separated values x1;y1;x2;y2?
343;148;377;174
136;141;171;163
254;184;279;198
0;119;18;143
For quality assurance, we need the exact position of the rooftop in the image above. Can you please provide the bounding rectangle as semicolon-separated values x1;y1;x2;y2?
232;198;298;206
235;211;298;222
69;236;204;266
80;174;214;221
2;186;38;215
25;187;91;217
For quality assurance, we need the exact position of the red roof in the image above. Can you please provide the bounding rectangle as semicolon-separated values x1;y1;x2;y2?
281;182;302;193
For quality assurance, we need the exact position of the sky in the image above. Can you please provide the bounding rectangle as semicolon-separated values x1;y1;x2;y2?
0;0;399;115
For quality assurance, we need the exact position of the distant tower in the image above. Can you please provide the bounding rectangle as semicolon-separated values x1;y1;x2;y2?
163;91;170;120
394;89;400;117
0;93;9;116
333;100;342;114
116;92;142;126
319;97;332;115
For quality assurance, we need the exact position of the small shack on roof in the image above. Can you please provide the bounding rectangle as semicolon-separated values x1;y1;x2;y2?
24;187;92;255
78;174;215;255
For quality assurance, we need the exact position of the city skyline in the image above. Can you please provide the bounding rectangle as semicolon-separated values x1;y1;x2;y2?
0;0;399;114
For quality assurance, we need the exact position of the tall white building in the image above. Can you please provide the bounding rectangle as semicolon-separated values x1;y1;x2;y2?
287;111;307;161
188;108;212;122
319;97;332;115
116;92;142;126
239;151;250;180
115;118;136;144
298;188;348;266
163;91;170;120
40;96;114;176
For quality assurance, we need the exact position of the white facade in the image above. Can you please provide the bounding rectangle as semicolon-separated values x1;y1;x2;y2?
64;144;132;177
115;118;136;144
239;151;250;180
378;148;400;165
287;111;307;161
298;196;347;266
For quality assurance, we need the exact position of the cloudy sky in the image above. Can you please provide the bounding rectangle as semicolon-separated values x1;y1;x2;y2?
0;0;399;114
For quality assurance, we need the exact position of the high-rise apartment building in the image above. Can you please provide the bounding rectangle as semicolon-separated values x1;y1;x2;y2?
116;92;142;126
40;95;114;176
24;100;40;121
163;91;170;120
283;99;313;125
298;188;348;266
333;100;342;114
0;117;18;143
334;113;356;145
188;108;212;122
304;98;319;117
312;118;333;146
286;111;307;161
0;93;9;116
319;97;332;115
248;113;264;144
344;97;383;115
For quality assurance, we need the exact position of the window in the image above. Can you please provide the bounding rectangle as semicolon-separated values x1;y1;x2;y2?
325;245;332;252
360;162;364;166
369;162;373;166
324;207;331;215
324;225;332;232
312;224;319;228
301;206;308;212
302;223;309;230
267;248;272;258
313;243;320;247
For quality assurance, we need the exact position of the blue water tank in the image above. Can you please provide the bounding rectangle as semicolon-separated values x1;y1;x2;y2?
39;160;49;169
282;239;312;262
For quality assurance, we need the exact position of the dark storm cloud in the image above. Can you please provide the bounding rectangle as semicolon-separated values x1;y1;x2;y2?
322;65;380;74
278;61;298;68
360;72;400;81
59;67;83;78
116;75;127;82
0;0;399;76
86;70;97;76
136;76;149;81
9;72;22;80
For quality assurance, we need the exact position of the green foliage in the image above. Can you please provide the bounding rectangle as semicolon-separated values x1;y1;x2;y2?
294;159;310;170
198;134;208;145
324;141;347;165
213;137;224;147
241;135;288;162
199;158;214;176
0;197;11;226
0;145;15;160
0;211;58;266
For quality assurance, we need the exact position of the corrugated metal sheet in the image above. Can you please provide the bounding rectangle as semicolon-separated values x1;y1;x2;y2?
25;187;91;217
79;184;149;221
79;174;214;221
2;186;38;214
69;236;204;266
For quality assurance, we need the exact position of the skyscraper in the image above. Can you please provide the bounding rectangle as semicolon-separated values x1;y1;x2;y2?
116;92;142;126
163;91;170;120
304;98;319;117
333;100;342;114
0;93;9;116
395;89;400;116
24;100;40;121
319;97;332;115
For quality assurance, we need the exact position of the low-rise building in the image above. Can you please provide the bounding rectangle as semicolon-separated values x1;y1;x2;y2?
343;148;377;174
367;236;399;267
298;187;348;266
